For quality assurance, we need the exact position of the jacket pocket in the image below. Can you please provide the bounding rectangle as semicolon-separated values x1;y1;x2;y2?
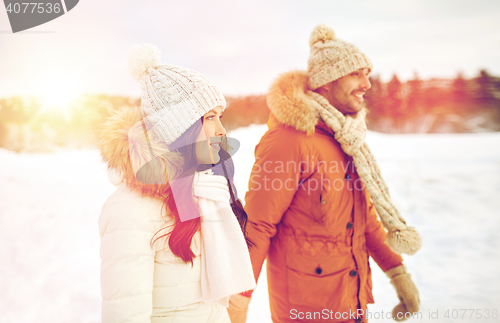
286;253;353;311
297;171;325;224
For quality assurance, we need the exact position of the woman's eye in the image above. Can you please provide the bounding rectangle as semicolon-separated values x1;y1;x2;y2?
206;115;216;120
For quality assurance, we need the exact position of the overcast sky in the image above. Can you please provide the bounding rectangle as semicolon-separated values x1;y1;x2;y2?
1;0;500;98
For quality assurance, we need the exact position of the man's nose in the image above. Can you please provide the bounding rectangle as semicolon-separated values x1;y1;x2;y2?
361;73;371;90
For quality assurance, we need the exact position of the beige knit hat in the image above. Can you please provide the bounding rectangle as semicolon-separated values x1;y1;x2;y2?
307;24;373;90
127;43;226;145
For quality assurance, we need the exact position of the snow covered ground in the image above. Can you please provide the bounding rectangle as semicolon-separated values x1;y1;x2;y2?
1;126;499;322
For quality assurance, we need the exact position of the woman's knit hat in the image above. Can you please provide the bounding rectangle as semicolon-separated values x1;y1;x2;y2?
128;43;226;145
307;24;373;90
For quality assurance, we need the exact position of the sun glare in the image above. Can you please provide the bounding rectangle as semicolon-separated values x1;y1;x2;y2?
40;74;80;114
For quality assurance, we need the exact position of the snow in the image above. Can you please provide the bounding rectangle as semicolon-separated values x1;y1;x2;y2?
1;127;500;322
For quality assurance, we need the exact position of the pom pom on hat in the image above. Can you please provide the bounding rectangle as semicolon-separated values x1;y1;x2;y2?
127;43;161;81
309;24;336;48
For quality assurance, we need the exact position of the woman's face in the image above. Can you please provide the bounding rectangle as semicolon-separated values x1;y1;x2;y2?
195;106;226;164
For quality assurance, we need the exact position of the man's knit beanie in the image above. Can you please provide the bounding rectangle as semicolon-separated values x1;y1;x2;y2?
127;43;226;145
307;24;373;90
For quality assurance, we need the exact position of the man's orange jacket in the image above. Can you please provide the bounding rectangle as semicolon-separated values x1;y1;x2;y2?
244;71;403;323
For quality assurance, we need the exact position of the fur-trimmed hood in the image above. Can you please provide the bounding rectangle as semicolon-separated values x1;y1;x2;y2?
267;70;320;135
98;105;183;191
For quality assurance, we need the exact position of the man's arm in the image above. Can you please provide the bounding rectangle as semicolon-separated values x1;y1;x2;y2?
363;190;420;321
244;128;302;287
363;189;403;271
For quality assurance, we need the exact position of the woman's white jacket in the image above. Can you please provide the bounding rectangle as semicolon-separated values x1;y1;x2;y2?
99;181;230;323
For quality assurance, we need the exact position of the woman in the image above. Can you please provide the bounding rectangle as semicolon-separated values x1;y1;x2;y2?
98;44;256;323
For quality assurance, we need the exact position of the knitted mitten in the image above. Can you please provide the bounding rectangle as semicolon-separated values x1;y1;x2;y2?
227;294;251;323
386;265;420;322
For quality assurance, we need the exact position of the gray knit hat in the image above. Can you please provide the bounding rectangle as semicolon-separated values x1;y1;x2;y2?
307;24;373;90
127;43;226;145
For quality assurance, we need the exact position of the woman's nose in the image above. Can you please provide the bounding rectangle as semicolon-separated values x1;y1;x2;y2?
216;119;226;136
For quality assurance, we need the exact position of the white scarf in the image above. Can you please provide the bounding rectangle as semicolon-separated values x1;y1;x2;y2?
193;171;256;306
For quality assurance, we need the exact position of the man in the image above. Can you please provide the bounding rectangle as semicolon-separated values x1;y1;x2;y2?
228;24;420;323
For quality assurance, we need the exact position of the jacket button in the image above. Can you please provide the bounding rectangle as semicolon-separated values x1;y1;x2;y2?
350;270;358;277
315;267;322;275
321;199;327;205
345;173;350;180
355;318;362;323
346;222;353;229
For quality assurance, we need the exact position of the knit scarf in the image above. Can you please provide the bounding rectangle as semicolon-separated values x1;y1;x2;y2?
193;171;256;306
306;91;422;255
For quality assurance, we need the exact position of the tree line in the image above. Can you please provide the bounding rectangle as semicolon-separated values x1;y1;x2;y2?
364;70;500;133
0;95;139;151
222;70;500;133
0;69;499;151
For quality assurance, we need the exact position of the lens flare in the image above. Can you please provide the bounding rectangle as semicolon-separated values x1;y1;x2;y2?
40;73;80;115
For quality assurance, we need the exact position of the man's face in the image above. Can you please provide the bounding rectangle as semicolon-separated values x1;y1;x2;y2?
323;68;371;115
